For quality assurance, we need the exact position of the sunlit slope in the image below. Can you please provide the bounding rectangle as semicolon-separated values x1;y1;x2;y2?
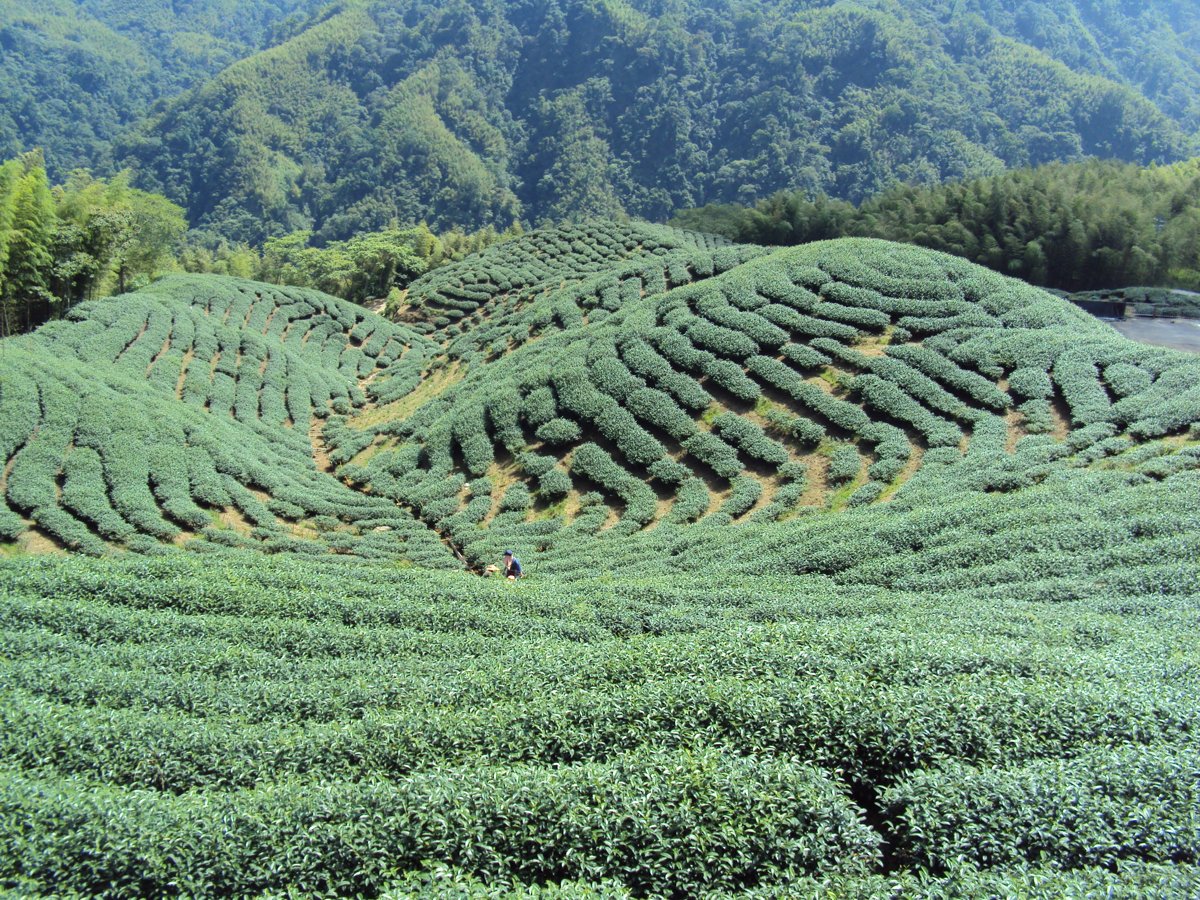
1;227;1199;896
332;233;1200;574
0;275;455;564
397;220;744;337
2;227;1198;584
112;0;1199;241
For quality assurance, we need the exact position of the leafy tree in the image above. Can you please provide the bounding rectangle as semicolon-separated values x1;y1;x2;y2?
0;152;55;335
0;157;23;301
117;185;188;293
674;158;1200;292
0;154;187;332
261;227;433;304
51;169;186;305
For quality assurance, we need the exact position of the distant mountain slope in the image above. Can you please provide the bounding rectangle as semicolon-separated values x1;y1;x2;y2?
110;0;1199;243
4;222;1196;580
0;0;326;176
934;0;1200;133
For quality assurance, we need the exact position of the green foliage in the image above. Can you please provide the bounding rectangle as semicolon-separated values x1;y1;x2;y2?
0;549;1197;894
0;0;328;178
79;0;1197;241
2;220;1200;895
536;418;582;446
259;226;432;304
0;153;186;334
827;445;862;485
570;442;656;525
676;158;1200;292
0;273;447;561
0;152;55;335
52;168;187;301
885;745;1200;872
343;224;1200;551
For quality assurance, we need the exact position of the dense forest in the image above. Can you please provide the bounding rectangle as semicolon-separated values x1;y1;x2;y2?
0;0;327;178
5;0;1196;244
673;158;1200;292
4;1;1200;301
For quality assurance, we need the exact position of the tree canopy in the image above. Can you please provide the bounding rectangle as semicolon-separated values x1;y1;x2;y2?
0;153;186;335
90;0;1200;241
673;158;1200;292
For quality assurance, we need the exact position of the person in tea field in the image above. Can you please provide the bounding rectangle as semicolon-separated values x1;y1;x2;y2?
485;550;523;580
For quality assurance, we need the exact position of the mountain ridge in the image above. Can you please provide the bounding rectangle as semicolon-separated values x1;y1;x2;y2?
102;0;1200;241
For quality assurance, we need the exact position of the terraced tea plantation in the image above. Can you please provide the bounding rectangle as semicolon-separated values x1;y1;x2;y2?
1;221;1198;896
0;275;454;565
348;224;1200;575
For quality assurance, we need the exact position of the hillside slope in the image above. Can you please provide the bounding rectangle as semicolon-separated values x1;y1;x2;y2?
348;223;1200;583
1;223;1199;896
0;273;455;564
112;0;1199;242
0;0;327;177
2;549;1198;897
3;221;1198;586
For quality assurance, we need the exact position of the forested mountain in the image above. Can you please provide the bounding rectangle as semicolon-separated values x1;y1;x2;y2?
950;0;1200;134
0;0;326;177
102;0;1198;244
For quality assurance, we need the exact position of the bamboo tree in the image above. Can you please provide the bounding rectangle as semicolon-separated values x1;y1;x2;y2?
1;153;55;334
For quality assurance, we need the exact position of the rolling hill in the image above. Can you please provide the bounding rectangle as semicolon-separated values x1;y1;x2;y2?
1;222;1199;895
3;220;1198;572
109;0;1200;243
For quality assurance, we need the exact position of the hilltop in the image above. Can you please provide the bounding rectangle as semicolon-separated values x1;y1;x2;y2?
1;222;1199;894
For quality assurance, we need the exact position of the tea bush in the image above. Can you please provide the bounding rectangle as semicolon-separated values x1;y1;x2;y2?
2;230;1199;895
339;233;1200;545
0;549;1197;895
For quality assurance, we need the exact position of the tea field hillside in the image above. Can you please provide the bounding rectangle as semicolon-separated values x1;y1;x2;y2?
1;222;1199;896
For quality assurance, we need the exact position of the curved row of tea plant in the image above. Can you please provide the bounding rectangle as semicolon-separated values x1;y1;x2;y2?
401;221;733;325
4;229;1198;576
339;236;1200;568
0;275;452;564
